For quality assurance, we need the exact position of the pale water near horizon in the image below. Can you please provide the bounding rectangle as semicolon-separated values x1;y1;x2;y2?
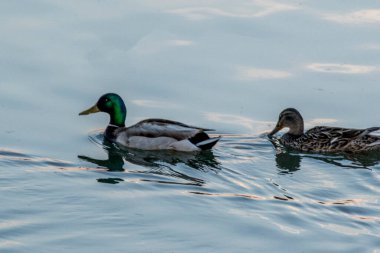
1;1;380;252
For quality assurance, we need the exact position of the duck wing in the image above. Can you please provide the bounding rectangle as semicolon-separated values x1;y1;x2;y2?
306;126;380;139
124;118;214;140
305;126;380;152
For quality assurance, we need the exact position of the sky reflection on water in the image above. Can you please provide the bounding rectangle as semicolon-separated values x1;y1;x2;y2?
1;1;380;252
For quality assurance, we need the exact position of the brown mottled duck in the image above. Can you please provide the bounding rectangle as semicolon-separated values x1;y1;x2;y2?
268;108;380;153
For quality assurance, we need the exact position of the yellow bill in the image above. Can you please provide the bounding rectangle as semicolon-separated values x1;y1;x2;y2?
79;105;100;115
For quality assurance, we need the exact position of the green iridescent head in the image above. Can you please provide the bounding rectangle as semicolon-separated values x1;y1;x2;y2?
79;93;127;127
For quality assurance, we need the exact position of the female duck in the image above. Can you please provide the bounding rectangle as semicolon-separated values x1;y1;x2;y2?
79;93;220;152
268;108;380;153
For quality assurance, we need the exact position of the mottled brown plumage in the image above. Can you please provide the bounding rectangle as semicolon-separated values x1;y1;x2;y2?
268;108;380;153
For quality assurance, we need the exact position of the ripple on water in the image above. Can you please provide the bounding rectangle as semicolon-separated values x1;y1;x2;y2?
1;132;380;252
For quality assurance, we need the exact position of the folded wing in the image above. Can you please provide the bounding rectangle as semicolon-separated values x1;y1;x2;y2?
125;118;213;140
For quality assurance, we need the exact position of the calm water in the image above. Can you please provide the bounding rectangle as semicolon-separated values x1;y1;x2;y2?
1;1;380;252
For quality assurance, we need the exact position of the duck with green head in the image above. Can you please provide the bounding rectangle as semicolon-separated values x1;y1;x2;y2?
268;108;380;153
79;93;220;152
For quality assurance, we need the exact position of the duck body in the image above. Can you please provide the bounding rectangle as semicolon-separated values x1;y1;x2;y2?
280;126;380;153
269;108;380;153
80;94;220;152
106;118;219;152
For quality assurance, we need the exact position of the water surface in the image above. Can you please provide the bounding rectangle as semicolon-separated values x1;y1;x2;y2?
1;1;380;252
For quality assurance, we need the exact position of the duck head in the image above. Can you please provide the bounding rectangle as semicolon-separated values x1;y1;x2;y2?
268;108;304;137
79;93;126;127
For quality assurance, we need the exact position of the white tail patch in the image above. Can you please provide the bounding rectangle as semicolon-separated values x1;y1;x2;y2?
369;131;380;137
368;140;380;147
196;137;220;147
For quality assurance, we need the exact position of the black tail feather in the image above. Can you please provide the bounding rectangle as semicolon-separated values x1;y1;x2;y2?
188;132;220;150
188;132;209;145
196;137;220;150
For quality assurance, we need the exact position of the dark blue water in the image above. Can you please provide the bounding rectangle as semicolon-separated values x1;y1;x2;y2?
1;1;380;252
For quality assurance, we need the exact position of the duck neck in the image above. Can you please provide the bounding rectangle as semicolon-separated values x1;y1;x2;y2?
109;105;126;127
105;106;126;141
288;120;304;136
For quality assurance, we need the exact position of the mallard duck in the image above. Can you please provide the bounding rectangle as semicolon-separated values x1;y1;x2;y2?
79;93;220;152
268;108;380;153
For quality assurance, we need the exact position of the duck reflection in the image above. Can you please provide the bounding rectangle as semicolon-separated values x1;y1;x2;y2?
269;137;380;173
270;138;301;173
78;138;220;185
78;149;125;172
275;150;302;173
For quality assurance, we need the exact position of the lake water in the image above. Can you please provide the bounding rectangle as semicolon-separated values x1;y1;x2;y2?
1;1;380;252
